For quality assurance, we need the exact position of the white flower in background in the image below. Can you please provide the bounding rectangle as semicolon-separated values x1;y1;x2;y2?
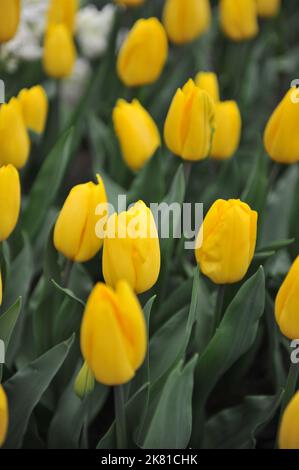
61;58;91;106
76;4;116;60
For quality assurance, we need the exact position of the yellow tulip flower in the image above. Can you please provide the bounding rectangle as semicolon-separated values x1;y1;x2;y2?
275;257;299;340
43;24;76;79
0;165;21;242
220;0;259;41
0;385;8;447
279;391;299;449
0;0;20;43
18;86;49;134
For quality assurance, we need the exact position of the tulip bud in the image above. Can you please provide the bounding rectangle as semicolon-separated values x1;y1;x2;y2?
279;391;299;449
117;18;168;87
0;0;20;44
74;361;95;399
0;98;30;169
211;101;242;160
0;385;8;447
264;88;299;164
113;99;161;171
80;281;147;386
220;0;259;41
18;86;49;135
195;199;258;284
115;0;144;6
164;79;215;161
163;0;211;45
54;175;108;263
256;0;280;17
275;257;299;340
0;165;21;242
47;0;78;33
103;201;160;294
195;72;220;103
43;24;76;79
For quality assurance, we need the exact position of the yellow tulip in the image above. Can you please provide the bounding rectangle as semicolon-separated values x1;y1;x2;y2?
195;199;258;284
80;281;147;386
275;257;299;340
256;0;280;17
43;24;76;79
115;0;144;6
279;391;299;449
47;0;78;33
211;101;242;160
54;175;107;263
113;99;161;171
0;0;20;43
195;72;220;103
74;361;95;399
18;86;49;134
220;0;259;41
164;79;215;161
162;0;211;44
264;88;299;164
0;165;21;242
103;201;161;294
117;18;168;87
0;98;30;169
0;385;8;447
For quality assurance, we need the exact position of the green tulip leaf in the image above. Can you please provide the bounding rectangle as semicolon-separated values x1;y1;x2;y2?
3;334;74;449
0;298;22;382
51;279;85;308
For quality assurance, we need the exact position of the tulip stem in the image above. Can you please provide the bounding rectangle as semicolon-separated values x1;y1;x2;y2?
63;260;73;287
276;360;299;447
114;385;127;449
184;162;192;185
213;285;225;334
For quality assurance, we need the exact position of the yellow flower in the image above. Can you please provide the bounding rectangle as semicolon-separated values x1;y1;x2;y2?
0;0;20;44
279;391;299;449
220;0;259;41
54;175;108;263
195;199;258;284
211;101;242;160
164;79;215;161
18;86;49;135
43;24;76;79
113;99;161;171
117;18;168;87
47;0;78;33
264;88;299;164
162;0;211;44
0;98;30;169
195;72;220;103
275;257;299;340
256;0;280;17
0;385;8;448
115;0;144;6
80;281;147;386
103;201;161;294
0;165;21;242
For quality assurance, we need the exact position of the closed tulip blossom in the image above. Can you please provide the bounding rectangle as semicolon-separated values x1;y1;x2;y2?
113;99;161;171
117;18;168;87
43;24;76;78
54;175;107;263
18;86;49;134
279;391;299;449
164;79;215;161
0;98;30;169
80;281;147;386
0;0;20;43
256;0;281;17
195;199;258;284
264;88;299;164
0;385;8;447
195;72;220;103
47;0;78;33
163;0;211;45
211;101;242;160
220;0;259;41
0;165;21;242
103;201;161;294
275;257;299;340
